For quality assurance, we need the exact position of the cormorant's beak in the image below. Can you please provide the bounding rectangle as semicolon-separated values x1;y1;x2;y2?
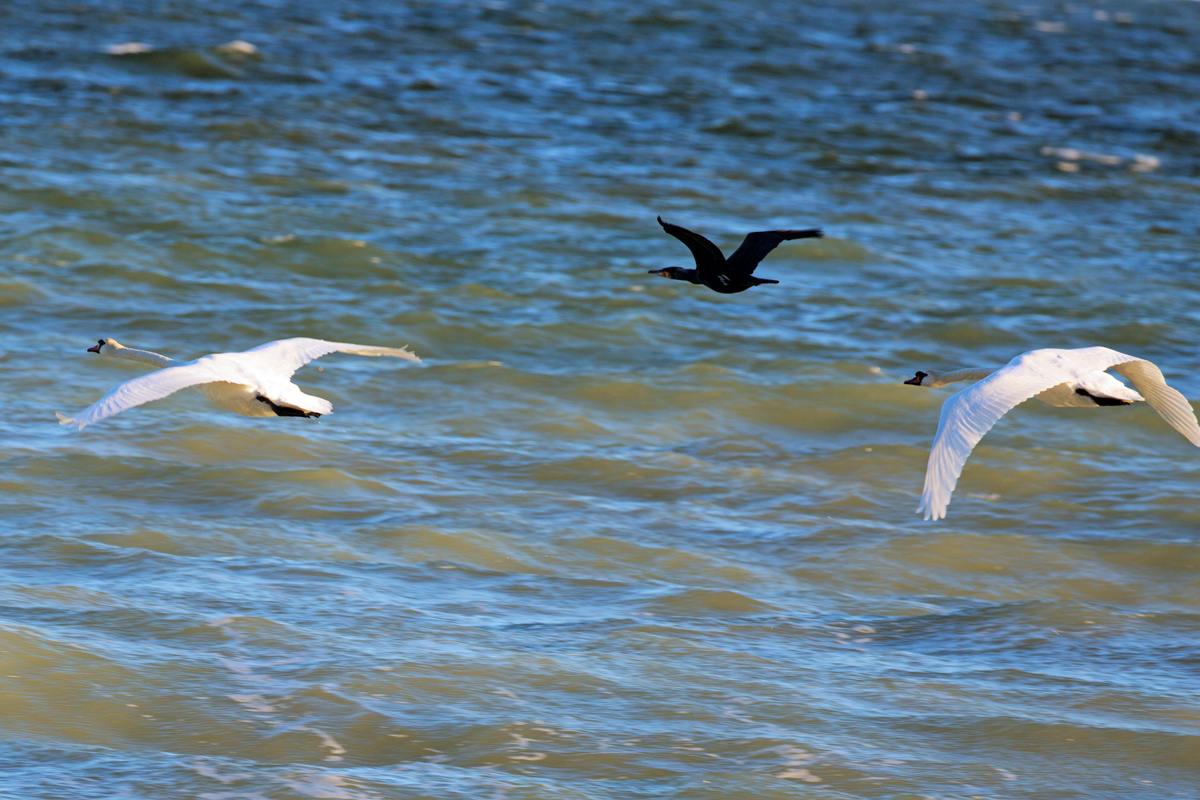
87;343;102;353
647;269;668;277
903;376;922;385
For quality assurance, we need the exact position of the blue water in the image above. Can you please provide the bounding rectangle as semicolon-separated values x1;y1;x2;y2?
3;1;1200;797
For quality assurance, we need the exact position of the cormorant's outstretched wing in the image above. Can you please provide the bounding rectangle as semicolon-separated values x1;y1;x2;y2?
657;216;725;278
724;228;823;278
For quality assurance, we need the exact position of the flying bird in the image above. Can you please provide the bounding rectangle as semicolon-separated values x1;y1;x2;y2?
59;337;420;430
904;347;1200;520
649;216;822;294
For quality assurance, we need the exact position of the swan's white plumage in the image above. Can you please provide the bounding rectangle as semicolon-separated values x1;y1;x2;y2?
242;338;420;377
1110;359;1200;446
916;347;1200;520
65;337;420;430
71;360;231;430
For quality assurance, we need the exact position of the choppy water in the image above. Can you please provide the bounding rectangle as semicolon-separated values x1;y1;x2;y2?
3;1;1200;797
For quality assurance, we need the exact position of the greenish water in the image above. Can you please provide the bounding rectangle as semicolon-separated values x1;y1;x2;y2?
2;1;1200;797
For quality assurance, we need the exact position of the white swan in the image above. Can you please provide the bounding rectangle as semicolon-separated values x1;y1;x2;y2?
904;347;1200;520
59;337;420;430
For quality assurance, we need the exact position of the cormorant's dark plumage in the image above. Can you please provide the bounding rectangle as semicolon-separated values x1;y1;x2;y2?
649;216;823;294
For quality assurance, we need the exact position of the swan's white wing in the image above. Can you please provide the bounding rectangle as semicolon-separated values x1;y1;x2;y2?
918;360;1072;521
67;362;227;430
1055;347;1200;444
1111;360;1200;446
242;337;420;377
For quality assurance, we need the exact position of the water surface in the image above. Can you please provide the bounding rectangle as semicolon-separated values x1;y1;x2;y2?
3;1;1200;797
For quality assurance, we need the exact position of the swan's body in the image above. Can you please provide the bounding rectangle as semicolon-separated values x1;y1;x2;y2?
904;347;1200;520
61;337;420;430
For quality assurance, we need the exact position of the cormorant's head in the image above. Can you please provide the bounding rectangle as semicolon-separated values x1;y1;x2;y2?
648;266;692;281
903;370;928;386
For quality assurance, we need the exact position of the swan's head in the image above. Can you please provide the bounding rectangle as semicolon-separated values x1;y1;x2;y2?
648;266;693;282
902;369;982;388
88;337;123;355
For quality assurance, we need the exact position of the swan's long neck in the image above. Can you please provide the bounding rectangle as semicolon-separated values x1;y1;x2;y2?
926;367;995;387
107;346;174;368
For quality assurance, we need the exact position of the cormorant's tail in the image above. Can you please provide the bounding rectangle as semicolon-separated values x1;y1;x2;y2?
752;277;780;285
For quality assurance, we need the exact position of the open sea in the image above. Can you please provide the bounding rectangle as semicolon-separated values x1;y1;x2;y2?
2;1;1200;797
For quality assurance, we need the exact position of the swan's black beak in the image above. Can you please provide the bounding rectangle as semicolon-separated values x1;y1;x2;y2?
87;342;102;353
904;371;926;386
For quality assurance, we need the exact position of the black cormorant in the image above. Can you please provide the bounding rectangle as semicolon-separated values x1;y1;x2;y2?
649;216;823;294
